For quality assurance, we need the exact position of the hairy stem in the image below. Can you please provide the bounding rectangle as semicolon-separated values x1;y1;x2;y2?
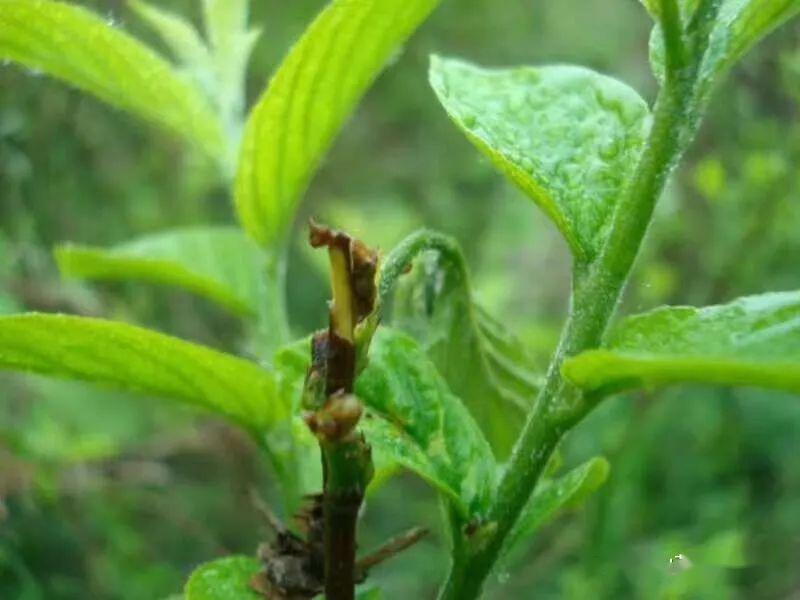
437;58;700;600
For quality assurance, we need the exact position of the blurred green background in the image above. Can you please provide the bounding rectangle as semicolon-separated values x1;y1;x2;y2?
1;0;799;598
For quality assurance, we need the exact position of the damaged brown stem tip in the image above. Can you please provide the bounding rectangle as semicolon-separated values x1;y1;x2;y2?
308;222;378;600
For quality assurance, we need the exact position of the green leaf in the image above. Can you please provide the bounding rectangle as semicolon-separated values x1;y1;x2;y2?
504;457;610;555
272;329;496;516
129;0;210;72
0;314;284;432
392;248;542;458
0;0;224;160
357;329;497;518
55;227;266;317
272;337;401;511
429;56;651;260
202;0;250;54
184;556;261;600
564;291;800;395
647;1;800;101
235;0;441;246
695;0;800;102
271;337;326;512
201;0;260;145
638;0;700;22
726;1;800;65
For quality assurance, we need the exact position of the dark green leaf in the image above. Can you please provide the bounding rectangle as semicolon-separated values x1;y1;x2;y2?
0;314;284;432
0;0;224;160
184;556;261;600
55;227;266;317
564;291;800;395
235;0;441;246
392;249;542;458
429;56;651;260
357;329;496;518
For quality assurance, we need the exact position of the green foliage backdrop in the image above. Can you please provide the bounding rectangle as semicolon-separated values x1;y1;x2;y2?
1;0;799;598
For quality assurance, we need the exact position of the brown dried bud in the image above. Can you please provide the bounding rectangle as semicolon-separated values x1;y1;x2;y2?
304;392;363;443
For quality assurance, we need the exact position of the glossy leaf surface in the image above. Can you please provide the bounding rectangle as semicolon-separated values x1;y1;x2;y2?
429;56;651;259
0;314;283;432
0;0;224;158
55;227;265;317
184;556;261;600
235;0;440;245
564;292;800;395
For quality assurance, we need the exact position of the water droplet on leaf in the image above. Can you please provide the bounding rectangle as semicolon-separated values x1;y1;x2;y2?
669;553;692;572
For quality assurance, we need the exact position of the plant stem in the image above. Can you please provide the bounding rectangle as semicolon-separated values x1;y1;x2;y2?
659;0;686;78
307;224;378;600
323;438;372;600
437;67;697;600
254;246;290;358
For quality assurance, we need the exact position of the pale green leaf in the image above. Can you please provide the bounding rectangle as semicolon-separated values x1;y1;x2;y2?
184;556;261;600
0;0;224;159
357;329;497;518
505;457;610;555
696;0;800;103
55;227;265;317
648;1;800;101
392;247;542;458
429;56;651;260
129;0;210;72
201;0;259;147
0;314;284;432
235;0;440;246
271;337;325;512
726;1;800;66
564;291;800;394
203;0;249;52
